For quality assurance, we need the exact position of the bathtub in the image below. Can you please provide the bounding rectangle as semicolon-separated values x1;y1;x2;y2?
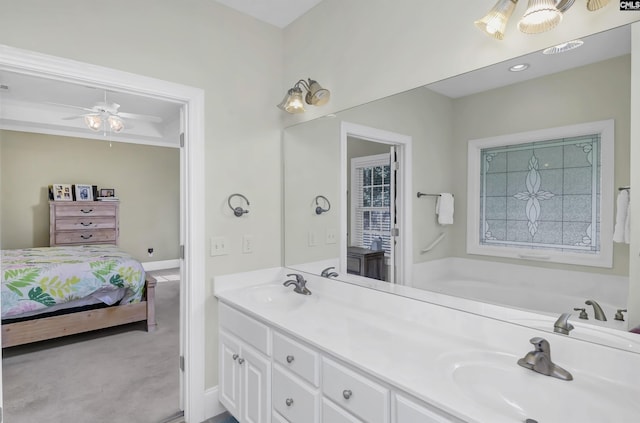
411;257;629;330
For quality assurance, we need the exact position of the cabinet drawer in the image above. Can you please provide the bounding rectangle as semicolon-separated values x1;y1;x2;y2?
394;394;460;423
273;331;320;387
54;204;117;217
322;398;362;423
53;229;116;245
273;365;319;423
55;217;116;230
219;302;271;355
322;358;389;423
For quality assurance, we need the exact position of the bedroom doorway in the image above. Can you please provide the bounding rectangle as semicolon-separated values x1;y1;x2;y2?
0;45;206;422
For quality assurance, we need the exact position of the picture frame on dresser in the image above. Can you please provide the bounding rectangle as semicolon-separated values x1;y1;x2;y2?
51;183;73;201
74;184;93;201
99;188;115;197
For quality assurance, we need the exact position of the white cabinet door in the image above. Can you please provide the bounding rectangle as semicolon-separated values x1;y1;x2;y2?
219;331;241;418
241;343;272;423
394;394;458;423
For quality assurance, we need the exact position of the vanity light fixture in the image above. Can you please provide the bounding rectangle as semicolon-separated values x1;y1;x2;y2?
476;0;610;40
277;78;331;114
542;39;584;54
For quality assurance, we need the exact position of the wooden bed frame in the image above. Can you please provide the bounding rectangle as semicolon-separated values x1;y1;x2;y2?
1;274;157;348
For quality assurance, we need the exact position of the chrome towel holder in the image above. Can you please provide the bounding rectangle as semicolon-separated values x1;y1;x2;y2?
228;193;250;217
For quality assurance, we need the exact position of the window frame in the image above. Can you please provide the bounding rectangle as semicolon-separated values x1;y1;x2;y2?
466;119;614;268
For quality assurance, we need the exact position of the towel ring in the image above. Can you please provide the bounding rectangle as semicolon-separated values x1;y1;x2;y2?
228;193;250;217
315;195;331;215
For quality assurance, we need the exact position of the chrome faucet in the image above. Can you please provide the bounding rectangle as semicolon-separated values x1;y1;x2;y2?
320;266;339;278
283;273;311;295
553;313;574;335
585;300;607;321
517;337;573;381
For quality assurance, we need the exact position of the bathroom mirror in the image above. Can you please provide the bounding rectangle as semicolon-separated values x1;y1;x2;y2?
283;24;639;353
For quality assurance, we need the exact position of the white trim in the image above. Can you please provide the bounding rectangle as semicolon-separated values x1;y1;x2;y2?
143;259;181;272
340;122;413;285
204;386;228;420
466;119;614;268
0;44;207;422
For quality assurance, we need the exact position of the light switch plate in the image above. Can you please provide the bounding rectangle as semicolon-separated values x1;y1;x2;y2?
211;236;229;256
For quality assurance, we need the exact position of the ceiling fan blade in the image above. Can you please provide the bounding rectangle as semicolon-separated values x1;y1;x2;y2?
61;115;87;120
47;102;96;113
117;112;163;123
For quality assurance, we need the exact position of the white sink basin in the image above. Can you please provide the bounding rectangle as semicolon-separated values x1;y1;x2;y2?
244;283;317;309
439;350;640;422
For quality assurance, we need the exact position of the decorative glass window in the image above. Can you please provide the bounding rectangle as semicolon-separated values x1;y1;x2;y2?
351;153;393;255
467;120;614;268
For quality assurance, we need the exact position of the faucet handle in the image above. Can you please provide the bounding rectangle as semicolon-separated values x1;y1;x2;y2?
573;307;588;319
286;273;306;284
529;337;550;353
615;309;627;321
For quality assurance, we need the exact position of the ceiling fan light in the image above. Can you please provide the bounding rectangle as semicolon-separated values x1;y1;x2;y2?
474;0;519;40
518;0;563;34
84;115;102;131
305;79;331;106
586;0;610;11
108;115;124;133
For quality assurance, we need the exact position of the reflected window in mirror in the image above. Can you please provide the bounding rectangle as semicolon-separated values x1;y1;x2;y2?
467;120;614;268
351;153;392;255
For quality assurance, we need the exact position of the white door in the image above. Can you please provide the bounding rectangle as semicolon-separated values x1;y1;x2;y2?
388;145;397;284
219;332;241;418
241;345;271;423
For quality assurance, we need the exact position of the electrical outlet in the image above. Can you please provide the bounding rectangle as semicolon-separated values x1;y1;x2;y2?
325;228;337;244
308;231;318;247
242;234;253;254
210;236;229;256
147;248;154;257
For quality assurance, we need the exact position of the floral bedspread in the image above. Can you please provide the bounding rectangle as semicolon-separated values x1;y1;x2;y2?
1;245;146;319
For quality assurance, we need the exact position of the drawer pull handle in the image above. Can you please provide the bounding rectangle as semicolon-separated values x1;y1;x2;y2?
80;209;94;214
237;358;245;365
80;222;93;227
343;389;352;400
286;355;295;363
80;234;93;240
232;354;239;361
285;398;294;407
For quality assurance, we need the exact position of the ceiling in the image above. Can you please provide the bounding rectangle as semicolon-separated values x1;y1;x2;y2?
215;0;323;28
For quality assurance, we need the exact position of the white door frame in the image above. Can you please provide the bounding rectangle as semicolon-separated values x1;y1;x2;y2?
340;121;413;285
0;44;207;422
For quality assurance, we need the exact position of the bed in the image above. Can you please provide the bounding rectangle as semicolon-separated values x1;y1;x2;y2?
1;245;156;348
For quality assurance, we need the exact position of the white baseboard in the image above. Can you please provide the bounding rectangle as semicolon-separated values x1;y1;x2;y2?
143;259;180;271
204;386;227;421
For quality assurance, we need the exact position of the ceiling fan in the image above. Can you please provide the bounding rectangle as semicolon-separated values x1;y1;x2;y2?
53;91;163;134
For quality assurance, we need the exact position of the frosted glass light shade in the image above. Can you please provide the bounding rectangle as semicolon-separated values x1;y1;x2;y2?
474;0;518;40
518;0;562;34
277;87;306;114
84;115;102;131
587;0;610;11
108;115;124;133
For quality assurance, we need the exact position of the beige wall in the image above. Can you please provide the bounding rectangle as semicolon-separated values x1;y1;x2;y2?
628;22;640;329
0;131;180;262
0;0;283;390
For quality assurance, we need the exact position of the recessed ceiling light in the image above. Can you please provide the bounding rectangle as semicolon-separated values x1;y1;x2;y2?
509;63;530;72
543;39;584;55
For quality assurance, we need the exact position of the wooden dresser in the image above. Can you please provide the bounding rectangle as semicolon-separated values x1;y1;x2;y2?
346;246;385;281
49;201;119;246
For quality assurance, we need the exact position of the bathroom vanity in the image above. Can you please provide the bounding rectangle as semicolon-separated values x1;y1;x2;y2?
215;268;640;423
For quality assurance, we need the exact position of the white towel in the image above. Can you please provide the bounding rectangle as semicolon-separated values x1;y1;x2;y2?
436;193;454;225
624;197;631;244
613;189;629;243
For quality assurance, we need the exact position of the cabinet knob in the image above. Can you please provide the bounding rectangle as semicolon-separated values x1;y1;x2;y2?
342;389;352;400
285;398;294;407
232;354;239;361
80;209;94;214
286;355;295;364
80;234;93;240
237;358;245;365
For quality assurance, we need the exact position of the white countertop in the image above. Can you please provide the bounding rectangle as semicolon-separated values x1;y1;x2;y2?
215;267;640;423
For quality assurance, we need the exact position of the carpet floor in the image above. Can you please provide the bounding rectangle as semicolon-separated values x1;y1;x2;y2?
2;279;181;423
